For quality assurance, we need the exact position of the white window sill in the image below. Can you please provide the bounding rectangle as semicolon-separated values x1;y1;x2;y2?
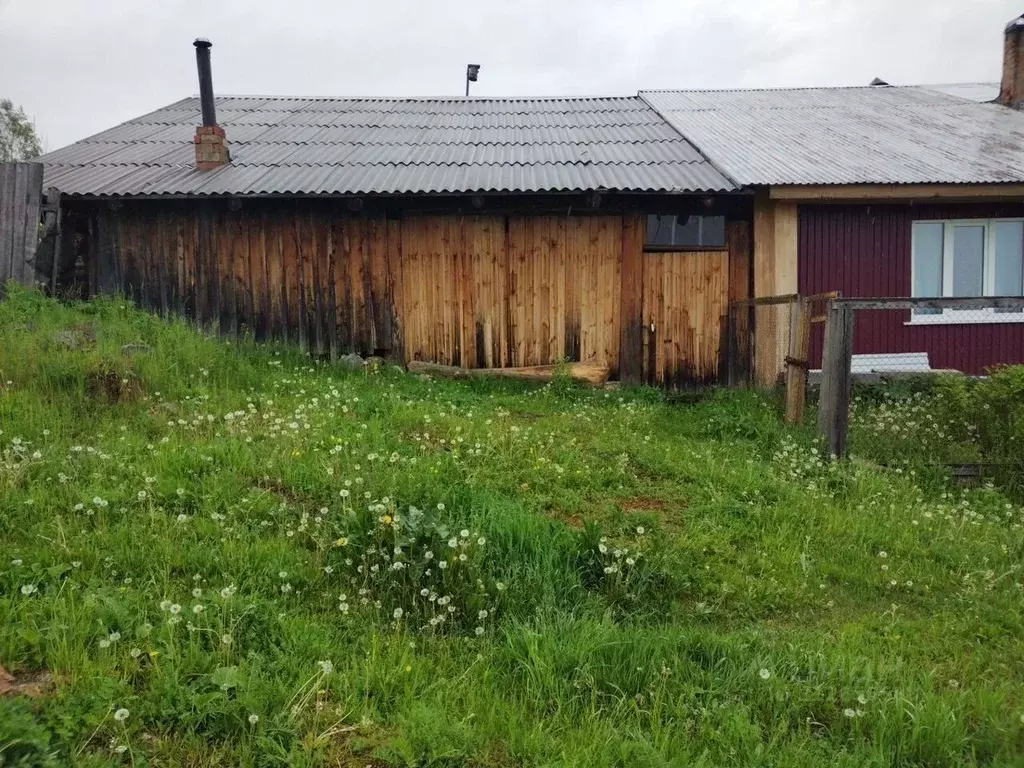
905;312;1024;326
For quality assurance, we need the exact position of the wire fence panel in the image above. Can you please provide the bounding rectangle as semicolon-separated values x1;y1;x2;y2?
817;296;1024;458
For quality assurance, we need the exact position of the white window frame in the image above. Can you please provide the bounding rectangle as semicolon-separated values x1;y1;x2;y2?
908;218;1024;325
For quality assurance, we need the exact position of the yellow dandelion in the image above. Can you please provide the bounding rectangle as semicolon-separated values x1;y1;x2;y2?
335;537;348;547
382;515;393;525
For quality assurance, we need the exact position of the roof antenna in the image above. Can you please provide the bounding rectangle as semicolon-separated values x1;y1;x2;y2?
466;64;481;97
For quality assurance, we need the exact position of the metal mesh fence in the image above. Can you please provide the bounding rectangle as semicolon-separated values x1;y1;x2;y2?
817;296;1024;458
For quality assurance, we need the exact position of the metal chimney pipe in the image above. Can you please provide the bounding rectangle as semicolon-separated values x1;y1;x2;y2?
193;38;217;126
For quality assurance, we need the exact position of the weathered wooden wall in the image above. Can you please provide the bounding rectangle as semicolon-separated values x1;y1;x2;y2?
0;162;44;291
87;201;748;385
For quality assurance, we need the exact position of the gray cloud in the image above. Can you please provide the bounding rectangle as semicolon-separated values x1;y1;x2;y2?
1;0;1019;150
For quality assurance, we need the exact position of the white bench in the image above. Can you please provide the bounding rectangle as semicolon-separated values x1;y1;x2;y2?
850;352;931;374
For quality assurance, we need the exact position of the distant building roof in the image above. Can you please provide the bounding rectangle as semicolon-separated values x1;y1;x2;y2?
37;96;736;198
641;84;1024;186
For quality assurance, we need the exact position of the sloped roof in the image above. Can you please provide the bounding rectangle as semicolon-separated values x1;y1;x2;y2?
641;85;1024;186
38;96;736;197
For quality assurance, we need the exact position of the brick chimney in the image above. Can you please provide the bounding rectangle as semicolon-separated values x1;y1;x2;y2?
999;14;1024;107
193;39;230;169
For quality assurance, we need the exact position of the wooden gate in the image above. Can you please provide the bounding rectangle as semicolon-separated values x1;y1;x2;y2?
640;249;729;387
0;162;44;292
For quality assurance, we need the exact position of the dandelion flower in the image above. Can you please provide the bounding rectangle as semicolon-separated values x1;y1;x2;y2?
169;603;181;615
393;607;404;619
114;708;130;722
219;586;235;599
475;627;485;636
335;537;348;547
221;634;233;645
843;708;856;718
460;529;469;538
317;660;334;675
478;609;488;619
857;694;868;705
759;668;771;680
20;584;37;596
636;526;646;535
192;587;203;598
496;582;506;591
99;639;111;649
159;600;171;612
278;571;288;579
248;713;259;725
108;631;121;642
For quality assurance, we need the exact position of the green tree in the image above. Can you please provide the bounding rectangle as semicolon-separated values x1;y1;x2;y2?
0;99;42;162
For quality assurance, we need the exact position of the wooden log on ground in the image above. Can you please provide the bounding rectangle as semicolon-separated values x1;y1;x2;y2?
406;360;610;385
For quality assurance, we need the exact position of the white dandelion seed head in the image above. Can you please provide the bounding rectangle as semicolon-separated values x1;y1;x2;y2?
759;668;771;680
317;659;334;675
114;708;130;722
248;713;259;724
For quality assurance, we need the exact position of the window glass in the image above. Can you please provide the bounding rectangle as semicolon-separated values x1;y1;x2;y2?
912;222;943;314
951;225;985;298
645;215;726;248
994;220;1024;312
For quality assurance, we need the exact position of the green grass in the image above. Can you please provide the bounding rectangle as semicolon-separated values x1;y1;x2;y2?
2;285;1024;767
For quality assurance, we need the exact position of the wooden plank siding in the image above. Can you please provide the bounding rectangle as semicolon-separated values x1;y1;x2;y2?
85;203;747;385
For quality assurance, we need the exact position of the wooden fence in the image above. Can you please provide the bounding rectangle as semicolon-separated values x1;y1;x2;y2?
727;292;837;422
0;162;44;292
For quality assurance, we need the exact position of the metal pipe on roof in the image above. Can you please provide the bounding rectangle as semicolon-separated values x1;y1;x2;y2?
194;38;217;126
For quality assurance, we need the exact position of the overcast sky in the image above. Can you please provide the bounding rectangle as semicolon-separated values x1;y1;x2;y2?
0;0;1020;151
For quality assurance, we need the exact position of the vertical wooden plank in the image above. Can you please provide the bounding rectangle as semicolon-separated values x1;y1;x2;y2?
818;304;855;457
507;216;525;366
18;163;43;285
247;209;265;342
310;212;326;356
324;212;338;359
9;164;28;285
0;164;14;286
784;298;811;423
267;212;285;342
386;217;403;360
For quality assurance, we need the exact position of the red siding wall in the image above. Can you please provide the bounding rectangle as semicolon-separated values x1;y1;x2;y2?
799;203;1024;374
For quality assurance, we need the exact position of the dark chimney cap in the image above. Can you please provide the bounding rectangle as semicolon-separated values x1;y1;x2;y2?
193;38;212;49
869;77;890;86
1007;14;1024;32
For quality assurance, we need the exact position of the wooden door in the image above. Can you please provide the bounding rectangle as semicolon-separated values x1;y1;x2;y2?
641;250;729;387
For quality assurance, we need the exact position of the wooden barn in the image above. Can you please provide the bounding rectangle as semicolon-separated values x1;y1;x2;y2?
33;42;751;387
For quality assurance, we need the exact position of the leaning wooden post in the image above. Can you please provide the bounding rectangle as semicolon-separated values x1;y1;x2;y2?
784;297;811;424
817;302;855;457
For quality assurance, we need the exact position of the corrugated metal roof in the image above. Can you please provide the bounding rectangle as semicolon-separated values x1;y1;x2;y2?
38;95;735;197
641;85;1024;186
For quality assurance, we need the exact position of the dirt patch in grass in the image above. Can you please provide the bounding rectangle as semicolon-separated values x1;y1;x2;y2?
0;662;54;698
86;363;143;404
617;496;671;513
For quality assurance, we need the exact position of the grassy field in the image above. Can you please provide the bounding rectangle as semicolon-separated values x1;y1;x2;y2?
2;286;1024;767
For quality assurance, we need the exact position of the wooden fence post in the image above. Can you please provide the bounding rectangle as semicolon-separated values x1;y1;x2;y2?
817;302;855;457
784;297;811;423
